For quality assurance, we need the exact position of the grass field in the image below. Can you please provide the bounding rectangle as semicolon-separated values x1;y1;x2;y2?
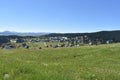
0;43;120;80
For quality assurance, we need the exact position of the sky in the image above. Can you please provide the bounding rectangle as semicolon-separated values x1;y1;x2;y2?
0;0;120;33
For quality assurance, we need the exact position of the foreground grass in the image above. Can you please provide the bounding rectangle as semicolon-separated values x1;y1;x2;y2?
0;43;120;80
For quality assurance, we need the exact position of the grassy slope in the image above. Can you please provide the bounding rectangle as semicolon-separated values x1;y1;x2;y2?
0;43;120;80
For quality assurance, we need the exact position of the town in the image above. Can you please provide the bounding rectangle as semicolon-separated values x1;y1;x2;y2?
1;30;119;49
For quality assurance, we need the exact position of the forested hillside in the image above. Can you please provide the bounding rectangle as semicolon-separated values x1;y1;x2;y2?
45;30;120;43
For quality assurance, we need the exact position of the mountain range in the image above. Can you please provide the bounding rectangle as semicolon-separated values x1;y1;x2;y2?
0;31;50;36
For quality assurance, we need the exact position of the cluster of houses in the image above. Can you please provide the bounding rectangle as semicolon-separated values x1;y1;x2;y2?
0;35;113;49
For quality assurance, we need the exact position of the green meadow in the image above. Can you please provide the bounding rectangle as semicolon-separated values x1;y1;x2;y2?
0;43;120;80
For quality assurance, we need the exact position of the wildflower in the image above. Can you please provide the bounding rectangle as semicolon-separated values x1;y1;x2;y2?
3;73;10;80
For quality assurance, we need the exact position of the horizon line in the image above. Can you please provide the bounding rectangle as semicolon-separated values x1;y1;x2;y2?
0;30;120;34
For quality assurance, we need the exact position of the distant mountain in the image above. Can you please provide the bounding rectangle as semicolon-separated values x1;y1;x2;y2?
0;31;50;36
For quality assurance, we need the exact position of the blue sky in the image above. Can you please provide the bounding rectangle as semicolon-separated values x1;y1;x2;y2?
0;0;120;33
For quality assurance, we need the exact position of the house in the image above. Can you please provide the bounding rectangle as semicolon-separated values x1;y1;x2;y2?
10;39;17;43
